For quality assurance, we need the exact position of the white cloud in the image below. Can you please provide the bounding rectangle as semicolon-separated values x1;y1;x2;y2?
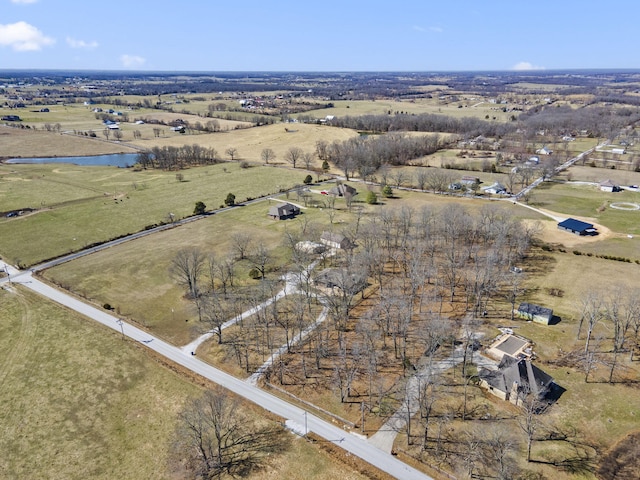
11;0;39;4
120;54;146;68
413;25;426;32
429;26;443;33
512;61;545;71
66;37;98;49
0;21;54;51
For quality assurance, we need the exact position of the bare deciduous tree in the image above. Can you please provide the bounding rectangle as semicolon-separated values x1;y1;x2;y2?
260;148;275;164
170;247;206;299
174;387;286;479
284;147;303;168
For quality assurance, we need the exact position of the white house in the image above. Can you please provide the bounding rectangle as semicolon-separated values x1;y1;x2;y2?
482;182;507;195
536;146;553;155
599;179;620;193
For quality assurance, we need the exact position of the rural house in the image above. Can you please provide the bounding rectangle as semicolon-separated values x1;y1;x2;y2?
329;183;357;197
517;302;553;325
460;175;480;185
320;231;353;250
536;146;553;155
268;202;300;220
599;179;620;193
313;268;367;295
479;356;555;406
482;182;507;195
557;218;597;236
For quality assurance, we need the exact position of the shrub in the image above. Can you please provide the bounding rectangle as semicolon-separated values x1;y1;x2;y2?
103;303;113;310
381;185;393;198
303;174;313;185
365;190;377;204
224;193;235;206
248;267;261;280
239;161;249;169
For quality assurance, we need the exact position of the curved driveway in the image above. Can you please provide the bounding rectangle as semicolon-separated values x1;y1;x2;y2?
0;264;431;480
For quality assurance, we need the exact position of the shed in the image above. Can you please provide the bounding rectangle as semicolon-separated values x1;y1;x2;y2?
557;218;597;236
517;302;553;325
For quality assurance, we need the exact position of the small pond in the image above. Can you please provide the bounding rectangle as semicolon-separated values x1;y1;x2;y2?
5;153;140;167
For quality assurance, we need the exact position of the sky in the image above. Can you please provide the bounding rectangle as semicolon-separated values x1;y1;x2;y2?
1;0;639;72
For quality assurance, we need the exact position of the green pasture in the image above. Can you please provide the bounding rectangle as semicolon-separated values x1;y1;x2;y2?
562;164;640;185
0;286;366;480
0;126;136;158
0;285;198;479
42;186;541;346
42;193;356;345
0;162;311;266
301;97;515;122
531;181;640;235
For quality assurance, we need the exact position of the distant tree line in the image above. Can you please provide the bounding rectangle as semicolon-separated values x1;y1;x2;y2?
331;113;516;137
137;145;220;170
518;104;640;137
317;133;447;179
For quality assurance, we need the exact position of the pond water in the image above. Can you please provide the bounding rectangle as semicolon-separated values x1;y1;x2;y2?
5;153;139;167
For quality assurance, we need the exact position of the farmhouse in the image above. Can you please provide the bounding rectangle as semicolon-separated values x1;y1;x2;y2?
482;182;507;195
557;218;597;236
536;146;553;155
479;356;555;406
320;231;353;250
268;202;300;220
313;268;367;295
599;179;620;193
517;302;553;325
460;175;480;185
295;241;325;254
329;183;357;197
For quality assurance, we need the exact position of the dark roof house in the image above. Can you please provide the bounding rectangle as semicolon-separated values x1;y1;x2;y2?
320;231;353;250
329;183;357;197
517;303;553;325
557;218;597;236
479;356;555;406
268;202;300;220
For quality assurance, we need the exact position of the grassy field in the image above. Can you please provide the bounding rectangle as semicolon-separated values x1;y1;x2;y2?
0;162;312;266
41;192;356;345
0;285;370;480
300;97;515;122
0;285;199;479
529;181;640;247
41;187;544;346
0;125;137;158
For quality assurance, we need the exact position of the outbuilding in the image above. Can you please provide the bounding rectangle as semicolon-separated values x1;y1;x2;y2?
557;218;597;236
517;302;553;325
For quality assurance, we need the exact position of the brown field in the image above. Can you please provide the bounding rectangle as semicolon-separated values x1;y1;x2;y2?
0;126;137;158
129;122;359;167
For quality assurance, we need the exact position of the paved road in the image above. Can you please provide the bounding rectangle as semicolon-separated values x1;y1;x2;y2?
0;264;431;480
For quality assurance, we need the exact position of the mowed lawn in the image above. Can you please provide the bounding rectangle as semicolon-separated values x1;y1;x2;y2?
0;286;369;480
0;162;310;266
